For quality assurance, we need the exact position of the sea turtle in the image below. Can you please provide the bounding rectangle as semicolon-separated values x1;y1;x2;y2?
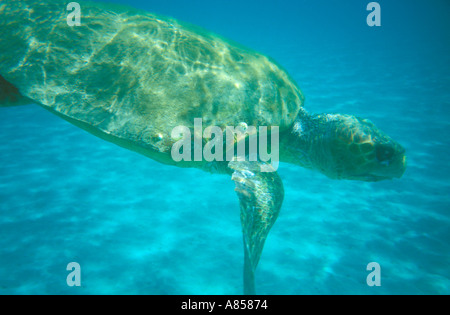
0;0;406;294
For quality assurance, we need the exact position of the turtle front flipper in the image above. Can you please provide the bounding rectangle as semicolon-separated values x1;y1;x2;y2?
229;161;284;295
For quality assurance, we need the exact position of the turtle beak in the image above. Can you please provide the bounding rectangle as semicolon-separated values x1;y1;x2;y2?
394;150;407;178
362;142;406;181
378;142;406;178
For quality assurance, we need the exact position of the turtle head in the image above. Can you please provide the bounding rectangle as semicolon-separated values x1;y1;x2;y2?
319;114;406;181
283;113;406;182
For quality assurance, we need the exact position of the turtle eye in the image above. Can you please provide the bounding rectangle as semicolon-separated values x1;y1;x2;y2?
376;144;395;163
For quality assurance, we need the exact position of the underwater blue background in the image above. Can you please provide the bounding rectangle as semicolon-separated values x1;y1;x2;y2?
0;0;449;294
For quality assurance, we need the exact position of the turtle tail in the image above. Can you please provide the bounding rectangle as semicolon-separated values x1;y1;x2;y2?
0;75;31;107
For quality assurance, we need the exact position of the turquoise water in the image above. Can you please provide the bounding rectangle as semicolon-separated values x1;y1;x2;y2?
0;0;449;294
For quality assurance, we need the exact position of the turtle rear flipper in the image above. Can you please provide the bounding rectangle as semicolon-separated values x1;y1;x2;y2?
0;75;31;107
229;160;284;295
